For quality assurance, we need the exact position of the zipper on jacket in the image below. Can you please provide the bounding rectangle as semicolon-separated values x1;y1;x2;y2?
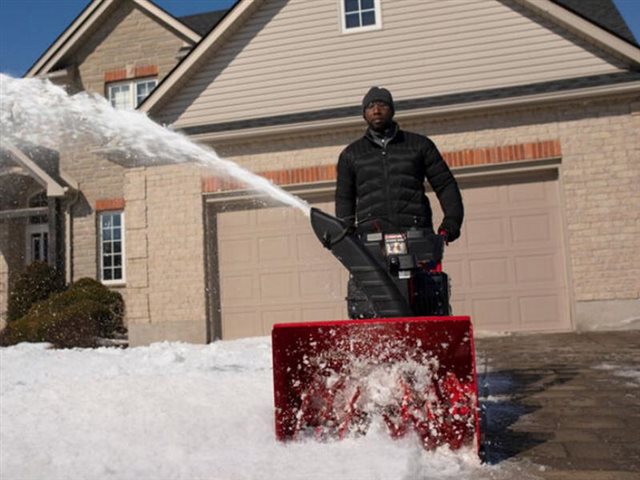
381;140;392;227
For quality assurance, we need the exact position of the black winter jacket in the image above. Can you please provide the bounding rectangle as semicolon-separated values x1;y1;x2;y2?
335;124;464;240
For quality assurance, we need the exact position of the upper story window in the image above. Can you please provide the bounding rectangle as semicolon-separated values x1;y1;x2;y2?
107;78;157;110
341;0;381;33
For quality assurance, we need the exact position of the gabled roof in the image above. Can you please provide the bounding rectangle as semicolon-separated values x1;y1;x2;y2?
554;0;638;46
140;0;640;119
26;0;204;78
178;10;228;37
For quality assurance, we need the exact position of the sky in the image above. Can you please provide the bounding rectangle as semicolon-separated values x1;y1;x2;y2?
0;0;638;77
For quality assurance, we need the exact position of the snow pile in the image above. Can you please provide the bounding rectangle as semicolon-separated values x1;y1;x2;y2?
1;338;536;480
0;74;309;215
592;362;640;386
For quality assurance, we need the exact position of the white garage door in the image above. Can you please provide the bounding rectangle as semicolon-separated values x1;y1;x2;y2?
217;170;571;339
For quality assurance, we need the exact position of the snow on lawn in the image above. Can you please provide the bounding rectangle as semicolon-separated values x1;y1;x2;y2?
1;338;536;480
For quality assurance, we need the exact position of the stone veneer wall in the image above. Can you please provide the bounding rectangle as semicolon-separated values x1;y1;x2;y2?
124;164;208;346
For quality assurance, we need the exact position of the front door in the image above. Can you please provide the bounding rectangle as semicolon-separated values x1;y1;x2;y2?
25;224;49;264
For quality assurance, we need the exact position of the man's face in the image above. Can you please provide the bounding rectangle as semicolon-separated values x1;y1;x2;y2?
364;101;393;132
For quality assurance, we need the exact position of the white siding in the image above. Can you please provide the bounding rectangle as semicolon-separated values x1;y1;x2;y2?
157;0;625;127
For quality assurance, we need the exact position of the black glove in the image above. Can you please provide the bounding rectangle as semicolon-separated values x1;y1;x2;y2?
438;219;461;243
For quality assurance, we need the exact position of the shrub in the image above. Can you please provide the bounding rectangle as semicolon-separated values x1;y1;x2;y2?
7;262;64;322
0;278;124;348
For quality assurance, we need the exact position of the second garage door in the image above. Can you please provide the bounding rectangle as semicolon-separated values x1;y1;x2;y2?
216;170;571;339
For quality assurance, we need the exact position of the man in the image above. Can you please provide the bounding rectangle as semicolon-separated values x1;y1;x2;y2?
335;87;464;241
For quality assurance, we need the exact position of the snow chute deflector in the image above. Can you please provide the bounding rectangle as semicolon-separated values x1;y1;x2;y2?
309;207;412;318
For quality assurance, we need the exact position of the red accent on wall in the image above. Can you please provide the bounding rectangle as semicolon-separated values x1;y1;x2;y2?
134;65;159;78
104;65;158;82
202;140;562;193
95;198;125;211
104;69;127;82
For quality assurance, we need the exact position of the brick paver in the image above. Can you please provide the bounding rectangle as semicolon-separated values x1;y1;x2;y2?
476;331;640;478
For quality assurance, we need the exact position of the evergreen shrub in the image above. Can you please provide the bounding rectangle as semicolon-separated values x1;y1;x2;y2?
0;278;124;348
7;261;64;322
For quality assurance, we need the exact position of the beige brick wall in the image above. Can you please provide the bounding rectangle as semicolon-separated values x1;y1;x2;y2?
210;94;640;306
124;164;208;345
71;2;189;97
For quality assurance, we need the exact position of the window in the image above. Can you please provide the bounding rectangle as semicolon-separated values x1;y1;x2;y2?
107;78;157;110
99;211;125;284
25;192;49;265
341;0;381;33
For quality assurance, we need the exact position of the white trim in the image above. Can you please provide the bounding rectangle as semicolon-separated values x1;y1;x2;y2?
515;0;640;66
338;0;382;35
27;0;201;77
133;0;201;43
98;210;126;286
107;77;158;110
25;224;49;265
2;143;67;197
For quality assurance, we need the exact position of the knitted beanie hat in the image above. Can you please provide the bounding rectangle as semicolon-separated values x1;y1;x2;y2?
362;87;395;114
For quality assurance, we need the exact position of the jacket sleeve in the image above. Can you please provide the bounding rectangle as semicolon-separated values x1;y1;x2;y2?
335;149;356;226
422;139;464;241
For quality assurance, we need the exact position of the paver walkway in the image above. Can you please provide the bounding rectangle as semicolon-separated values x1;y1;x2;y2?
476;330;640;479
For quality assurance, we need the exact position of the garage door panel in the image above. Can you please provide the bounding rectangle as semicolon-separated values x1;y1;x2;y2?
511;212;554;245
218;209;253;229
465;217;508;248
258;234;294;263
469;257;511;287
261;309;300;336
471;297;513;328
223;310;262;339
507;180;549;204
257;206;292;226
298;268;343;300
519;292;567;328
301;304;344;322
221;274;256;304
296;232;335;264
514;253;559;284
259;271;296;300
461;185;501;208
219;237;256;267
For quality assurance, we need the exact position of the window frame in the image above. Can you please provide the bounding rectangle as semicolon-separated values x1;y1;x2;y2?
107;77;158;110
339;0;382;34
98;210;126;285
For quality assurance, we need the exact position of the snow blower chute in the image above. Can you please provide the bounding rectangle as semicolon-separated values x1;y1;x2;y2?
272;208;480;451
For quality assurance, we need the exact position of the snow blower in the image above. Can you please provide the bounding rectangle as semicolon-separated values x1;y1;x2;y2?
272;208;479;452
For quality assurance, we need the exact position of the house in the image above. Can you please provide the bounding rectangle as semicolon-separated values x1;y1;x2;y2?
1;0;638;346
